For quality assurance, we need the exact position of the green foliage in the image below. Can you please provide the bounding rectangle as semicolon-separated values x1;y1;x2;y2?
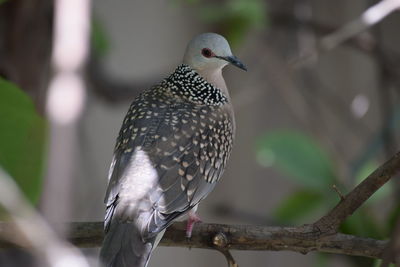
340;209;383;267
355;160;391;203
274;190;323;223
91;18;110;57
340;208;383;239
177;0;267;46
0;0;8;5
256;130;336;189
0;77;47;204
200;0;266;45
183;0;199;3
372;260;396;267
256;129;398;266
387;202;400;234
314;253;329;267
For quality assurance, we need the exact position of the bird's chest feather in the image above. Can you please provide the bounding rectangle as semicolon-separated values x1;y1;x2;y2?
116;93;234;185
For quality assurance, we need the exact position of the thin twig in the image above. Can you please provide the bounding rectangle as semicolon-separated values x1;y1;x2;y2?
332;185;345;201
319;0;400;51
213;232;239;267
292;0;400;67
216;248;239;267
269;10;377;54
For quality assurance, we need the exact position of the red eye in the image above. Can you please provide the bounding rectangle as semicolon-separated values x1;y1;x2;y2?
201;48;213;58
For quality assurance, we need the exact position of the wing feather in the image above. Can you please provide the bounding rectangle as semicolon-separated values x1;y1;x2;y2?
103;95;233;238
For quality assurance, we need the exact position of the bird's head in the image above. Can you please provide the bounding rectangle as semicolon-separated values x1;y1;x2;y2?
183;33;247;72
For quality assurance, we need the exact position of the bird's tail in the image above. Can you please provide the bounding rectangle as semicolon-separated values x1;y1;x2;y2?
100;222;156;267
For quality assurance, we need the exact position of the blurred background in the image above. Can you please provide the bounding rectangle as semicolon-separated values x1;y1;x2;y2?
0;0;400;266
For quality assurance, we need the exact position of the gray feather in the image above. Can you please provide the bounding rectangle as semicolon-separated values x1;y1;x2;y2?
100;221;158;267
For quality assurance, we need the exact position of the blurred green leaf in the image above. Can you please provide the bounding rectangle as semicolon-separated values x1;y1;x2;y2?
177;0;267;46
372;259;396;267
387;202;400;234
0;0;8;5
355;160;378;182
274;190;323;223
256;130;336;189
183;0;199;4
340;210;383;267
227;0;266;26
355;160;391;203
91;18;110;57
0;77;47;204
372;259;397;267
314;253;330;267
340;208;383;239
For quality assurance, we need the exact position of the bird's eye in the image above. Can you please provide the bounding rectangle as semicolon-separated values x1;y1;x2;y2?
201;48;213;58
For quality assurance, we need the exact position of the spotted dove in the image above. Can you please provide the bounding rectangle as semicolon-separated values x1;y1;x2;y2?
100;32;246;267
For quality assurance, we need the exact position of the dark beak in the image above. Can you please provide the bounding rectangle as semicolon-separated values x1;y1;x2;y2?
217;55;247;71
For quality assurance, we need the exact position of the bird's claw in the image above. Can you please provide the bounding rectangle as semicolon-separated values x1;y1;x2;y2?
185;213;202;239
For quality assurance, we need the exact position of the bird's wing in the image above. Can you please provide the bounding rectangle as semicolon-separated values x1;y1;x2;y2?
104;98;234;237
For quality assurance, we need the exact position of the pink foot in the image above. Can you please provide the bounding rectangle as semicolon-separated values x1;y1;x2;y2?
186;213;202;239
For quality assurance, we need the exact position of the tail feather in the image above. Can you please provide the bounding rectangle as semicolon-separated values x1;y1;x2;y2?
100;222;155;267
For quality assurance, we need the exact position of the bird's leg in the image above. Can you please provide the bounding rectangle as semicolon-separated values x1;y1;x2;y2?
186;210;202;239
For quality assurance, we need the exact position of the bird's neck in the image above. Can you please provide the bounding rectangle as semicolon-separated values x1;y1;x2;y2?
197;67;230;99
165;65;228;106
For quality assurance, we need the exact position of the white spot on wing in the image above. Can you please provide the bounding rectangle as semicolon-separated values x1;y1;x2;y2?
123;149;158;201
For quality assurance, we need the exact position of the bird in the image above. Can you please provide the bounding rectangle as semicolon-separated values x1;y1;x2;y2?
100;32;246;267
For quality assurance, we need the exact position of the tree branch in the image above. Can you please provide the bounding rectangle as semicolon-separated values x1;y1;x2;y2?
0;221;388;260
292;0;400;67
8;221;380;260
73;150;399;264
315;150;400;233
269;11;377;54
1;151;400;263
